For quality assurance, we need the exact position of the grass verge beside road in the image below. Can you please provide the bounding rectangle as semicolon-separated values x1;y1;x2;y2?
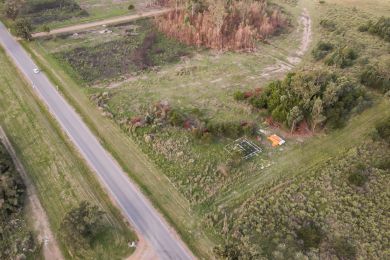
23;40;216;258
0;47;136;259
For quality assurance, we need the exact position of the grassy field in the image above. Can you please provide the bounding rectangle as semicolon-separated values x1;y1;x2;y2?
20;0;390;258
0;47;136;259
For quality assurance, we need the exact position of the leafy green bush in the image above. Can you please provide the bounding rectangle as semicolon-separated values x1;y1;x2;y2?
233;91;245;101
320;19;337;31
312;41;334;60
359;17;390;42
332;237;357;259
168;108;186;126
348;171;368;186
324;46;358;68
61;201;105;248
375;117;390;143
297;222;323;250
14;18;32;40
360;65;390;93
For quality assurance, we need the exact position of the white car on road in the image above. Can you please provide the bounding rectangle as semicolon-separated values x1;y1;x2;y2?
33;68;40;74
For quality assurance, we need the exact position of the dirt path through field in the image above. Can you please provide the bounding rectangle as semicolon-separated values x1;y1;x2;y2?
0;127;64;260
260;8;312;78
32;8;171;38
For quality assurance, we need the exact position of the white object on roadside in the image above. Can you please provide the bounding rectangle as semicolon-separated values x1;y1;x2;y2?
33;68;40;74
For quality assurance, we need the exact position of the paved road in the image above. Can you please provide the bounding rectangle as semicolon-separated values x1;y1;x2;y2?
0;22;193;260
32;8;171;38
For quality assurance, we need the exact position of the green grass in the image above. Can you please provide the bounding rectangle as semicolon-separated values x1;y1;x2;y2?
18;0;390;258
0;47;136;259
22;40;216;258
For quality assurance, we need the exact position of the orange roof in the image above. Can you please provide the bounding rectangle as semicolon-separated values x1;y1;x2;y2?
267;134;285;147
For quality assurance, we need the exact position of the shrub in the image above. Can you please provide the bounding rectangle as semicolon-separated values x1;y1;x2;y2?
348;171;368;186
14;18;32;40
312;41;334;60
233;91;245;101
324;46;358;68
359;17;390;42
42;24;50;33
296;222;323;250
375;117;390;143
168;108;186;126
332;237;357;259
360;65;390;93
61;201;105;248
320;19;337;31
128;4;135;10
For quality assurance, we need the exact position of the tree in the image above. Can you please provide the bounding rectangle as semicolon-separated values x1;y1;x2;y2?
287;106;303;133
4;0;21;20
61;201;105;247
42;25;51;33
311;97;326;132
14;18;32;40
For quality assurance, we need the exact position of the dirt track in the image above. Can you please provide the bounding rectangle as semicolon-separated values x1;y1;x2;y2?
260;8;312;78
0;127;63;260
32;8;171;38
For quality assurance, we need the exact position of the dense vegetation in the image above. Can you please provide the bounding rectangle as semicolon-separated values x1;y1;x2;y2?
359;17;390;42
312;42;358;68
211;139;390;259
236;70;369;131
0;143;39;259
55;20;191;84
156;0;287;50
360;63;390;94
3;0;87;26
61;201;105;251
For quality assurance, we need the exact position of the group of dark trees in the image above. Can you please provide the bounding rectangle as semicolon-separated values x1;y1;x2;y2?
235;70;369;132
61;201;106;250
0;144;38;259
359;16;390;42
2;0;88;39
155;0;287;50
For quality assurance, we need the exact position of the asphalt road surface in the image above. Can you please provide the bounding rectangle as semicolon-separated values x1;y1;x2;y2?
0;22;193;260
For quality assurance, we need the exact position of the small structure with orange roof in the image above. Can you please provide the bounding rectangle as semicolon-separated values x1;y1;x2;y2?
267;134;286;147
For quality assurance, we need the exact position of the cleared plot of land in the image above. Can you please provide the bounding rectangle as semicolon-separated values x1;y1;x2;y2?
50;19;191;83
0;47;136;259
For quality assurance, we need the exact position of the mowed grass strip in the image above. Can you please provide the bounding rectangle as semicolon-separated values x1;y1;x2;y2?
0;47;136;259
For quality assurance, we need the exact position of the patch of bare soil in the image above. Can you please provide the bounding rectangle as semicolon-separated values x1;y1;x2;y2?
32;8;172;38
0;127;63;260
